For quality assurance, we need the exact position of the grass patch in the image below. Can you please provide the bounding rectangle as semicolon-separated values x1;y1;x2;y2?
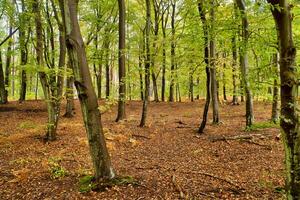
245;121;279;131
18;121;37;130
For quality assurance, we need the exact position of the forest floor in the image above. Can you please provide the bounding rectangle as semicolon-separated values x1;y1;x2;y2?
0;100;285;200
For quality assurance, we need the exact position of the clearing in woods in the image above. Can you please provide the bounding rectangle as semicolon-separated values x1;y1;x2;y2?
0;100;284;199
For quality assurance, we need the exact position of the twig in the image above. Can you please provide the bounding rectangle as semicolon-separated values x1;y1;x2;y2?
199;192;216;198
209;133;273;142
132;134;151;139
186;171;244;191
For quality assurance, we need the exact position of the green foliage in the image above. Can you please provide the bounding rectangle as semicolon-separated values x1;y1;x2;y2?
79;175;97;193
48;157;68;179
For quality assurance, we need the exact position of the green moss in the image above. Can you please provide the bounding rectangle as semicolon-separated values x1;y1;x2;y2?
245;121;280;131
79;175;138;193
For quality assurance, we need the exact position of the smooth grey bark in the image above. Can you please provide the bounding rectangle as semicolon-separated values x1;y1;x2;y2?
236;0;254;128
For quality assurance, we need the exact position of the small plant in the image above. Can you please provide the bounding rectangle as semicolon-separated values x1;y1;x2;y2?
79;175;97;193
48;157;68;179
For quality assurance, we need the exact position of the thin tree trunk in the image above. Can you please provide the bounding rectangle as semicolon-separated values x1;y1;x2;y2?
161;3;169;102
198;1;211;134
5;25;13;100
169;1;176;102
140;0;151;127
209;0;219;124
116;0;126;122
236;0;254;128
19;0;28;103
64;64;74;118
232;35;239;105
60;0;115;181
0;50;7;104
271;52;280;123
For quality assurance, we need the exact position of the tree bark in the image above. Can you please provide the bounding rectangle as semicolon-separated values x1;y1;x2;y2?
60;0;115;181
232;34;239;105
236;0;254;128
19;0;28;103
271;52;280;123
268;1;299;199
140;0;151;127
116;0;126;122
209;0;219;124
198;0;211;134
169;0;176;102
0;50;7;104
161;2;169;102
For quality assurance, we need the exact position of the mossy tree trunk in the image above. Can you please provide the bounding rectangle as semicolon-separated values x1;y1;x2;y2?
60;0;115;181
268;0;300;199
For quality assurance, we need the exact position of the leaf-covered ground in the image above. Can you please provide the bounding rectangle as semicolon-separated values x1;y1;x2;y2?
0;100;284;199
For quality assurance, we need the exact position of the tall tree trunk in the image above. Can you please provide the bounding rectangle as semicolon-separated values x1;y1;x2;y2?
151;0;160;102
222;53;227;101
0;50;7;104
209;0;219;124
138;48;144;101
268;1;299;199
140;0;151;127
64;65;75;118
33;0;55;141
105;40;110;99
19;0;28;103
236;0;254;128
271;52;280;123
60;0;115;181
232;35;239;105
5;25;13;101
169;1;176;102
161;3;169;102
189;67;194;102
198;1;211;134
116;0;126;122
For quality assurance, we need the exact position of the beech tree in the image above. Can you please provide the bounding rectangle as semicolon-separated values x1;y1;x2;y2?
268;0;299;199
140;0;151;127
235;0;254;128
60;0;115;180
116;0;126;122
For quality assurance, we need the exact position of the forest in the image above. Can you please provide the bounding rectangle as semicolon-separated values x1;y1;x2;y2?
0;0;299;199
